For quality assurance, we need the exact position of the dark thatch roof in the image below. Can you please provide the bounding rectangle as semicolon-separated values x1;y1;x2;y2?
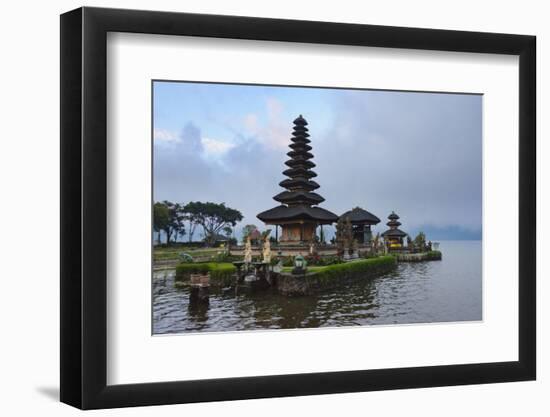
257;205;338;224
282;167;317;178
289;143;312;151
293;115;308;125
285;159;316;169
340;207;381;225
287;150;313;159
386;221;402;228
291;135;311;144
274;191;325;205
279;178;320;191
381;228;408;237
388;211;400;220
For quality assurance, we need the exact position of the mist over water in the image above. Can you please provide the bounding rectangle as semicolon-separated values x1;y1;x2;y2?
153;241;482;334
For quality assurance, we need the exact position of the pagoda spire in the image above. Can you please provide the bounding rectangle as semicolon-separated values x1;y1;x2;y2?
257;115;338;244
386;211;402;229
274;115;324;206
381;211;408;249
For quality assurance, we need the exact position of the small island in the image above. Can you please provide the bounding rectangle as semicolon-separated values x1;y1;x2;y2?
158;116;441;298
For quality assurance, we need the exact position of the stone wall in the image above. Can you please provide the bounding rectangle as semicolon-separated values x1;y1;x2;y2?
276;256;397;296
396;251;442;262
229;244;374;258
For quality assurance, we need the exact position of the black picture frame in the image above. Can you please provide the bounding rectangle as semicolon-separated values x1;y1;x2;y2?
60;6;536;410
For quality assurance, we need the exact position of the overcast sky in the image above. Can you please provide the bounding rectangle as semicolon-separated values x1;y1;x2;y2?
153;81;482;241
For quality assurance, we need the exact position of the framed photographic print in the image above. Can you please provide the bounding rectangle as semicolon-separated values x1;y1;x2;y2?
60;6;536;409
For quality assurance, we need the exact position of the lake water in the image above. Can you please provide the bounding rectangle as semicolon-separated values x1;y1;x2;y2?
153;240;482;334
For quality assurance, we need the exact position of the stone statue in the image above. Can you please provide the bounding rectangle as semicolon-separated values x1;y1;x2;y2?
262;234;271;263
244;236;252;264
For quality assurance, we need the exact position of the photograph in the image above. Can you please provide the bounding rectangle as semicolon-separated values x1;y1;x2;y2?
152;81;483;335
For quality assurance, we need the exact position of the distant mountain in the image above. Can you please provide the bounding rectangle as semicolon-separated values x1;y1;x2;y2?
408;225;482;241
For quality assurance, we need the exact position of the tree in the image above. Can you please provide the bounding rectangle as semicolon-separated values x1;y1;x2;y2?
153;202;169;245
187;201;243;246
413;232;427;251
242;224;259;242
182;202;202;243
157;201;185;245
176;227;187;242
222;226;233;238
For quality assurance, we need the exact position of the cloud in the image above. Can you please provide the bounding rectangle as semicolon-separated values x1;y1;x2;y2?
243;113;259;133
201;137;235;156
154;122;212;202
154;120;284;240
242;97;289;150
153;128;179;143
314;90;482;233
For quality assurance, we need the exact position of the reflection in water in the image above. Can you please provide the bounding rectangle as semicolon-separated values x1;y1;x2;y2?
153;241;482;334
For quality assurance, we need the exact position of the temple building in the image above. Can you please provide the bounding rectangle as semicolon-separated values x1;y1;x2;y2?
257;115;338;244
340;207;381;244
381;211;408;249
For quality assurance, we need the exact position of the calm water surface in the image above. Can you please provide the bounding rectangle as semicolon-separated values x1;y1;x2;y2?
153;241;481;334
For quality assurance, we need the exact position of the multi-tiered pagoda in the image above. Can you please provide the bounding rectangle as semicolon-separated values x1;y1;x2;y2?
257;115;338;244
381;211;408;249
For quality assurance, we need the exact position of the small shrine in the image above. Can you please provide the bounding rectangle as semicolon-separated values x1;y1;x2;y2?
339;207;381;244
381;211;408;250
257;115;338;244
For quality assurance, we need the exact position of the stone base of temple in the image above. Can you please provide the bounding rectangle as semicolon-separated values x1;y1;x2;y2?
277;240;312;246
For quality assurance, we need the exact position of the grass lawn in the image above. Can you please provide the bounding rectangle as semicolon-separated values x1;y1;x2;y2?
153;246;223;261
281;256;396;277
